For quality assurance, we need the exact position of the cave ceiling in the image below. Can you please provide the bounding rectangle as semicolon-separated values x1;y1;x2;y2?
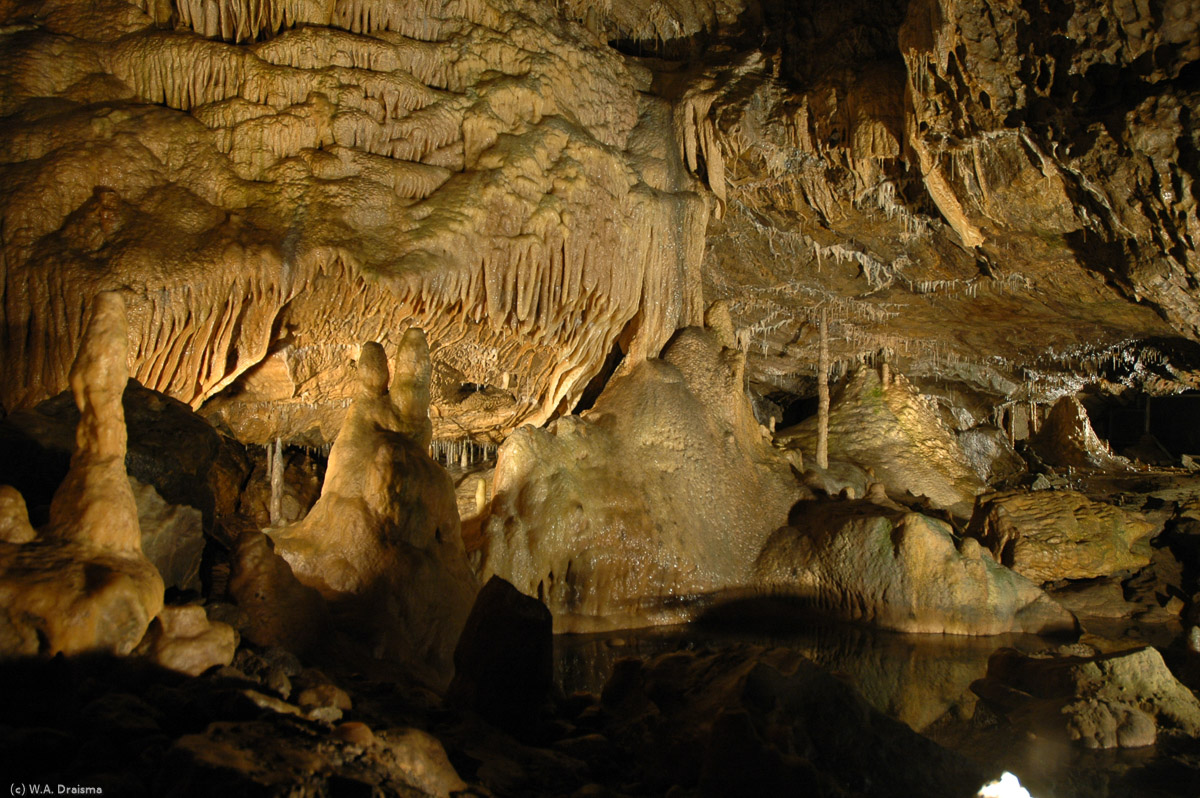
1;0;1199;445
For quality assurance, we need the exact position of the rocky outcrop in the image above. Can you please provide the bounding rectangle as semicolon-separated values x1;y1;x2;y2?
445;576;553;732
1029;395;1134;472
0;292;164;657
137;604;237;676
227;530;331;657
967;490;1155;583
958;425;1026;486
754;496;1077;635
481;305;800;632
777;368;984;517
973;644;1200;749
269;334;477;683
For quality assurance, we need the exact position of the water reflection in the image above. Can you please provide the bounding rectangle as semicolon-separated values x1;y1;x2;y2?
554;621;1050;732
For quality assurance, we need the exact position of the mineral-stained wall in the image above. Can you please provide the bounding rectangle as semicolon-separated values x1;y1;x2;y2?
0;0;716;444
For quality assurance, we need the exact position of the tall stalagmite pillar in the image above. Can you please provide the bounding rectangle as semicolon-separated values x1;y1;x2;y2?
816;306;830;469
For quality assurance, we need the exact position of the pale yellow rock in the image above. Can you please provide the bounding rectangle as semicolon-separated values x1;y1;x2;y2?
482;312;800;632
777;368;984;518
967;489;1155;583
976;645;1200;749
0;486;36;544
0;292;164;657
1029;396;1134;472
754;501;1077;636
270;337;477;683
141;605;238;676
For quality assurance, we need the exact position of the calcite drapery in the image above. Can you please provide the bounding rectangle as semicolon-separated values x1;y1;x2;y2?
0;0;709;446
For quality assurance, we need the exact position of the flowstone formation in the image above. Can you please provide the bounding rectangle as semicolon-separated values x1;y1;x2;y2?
968;489;1156;583
777;367;984;517
481;303;799;632
754;493;1078;636
269;332;477;683
0;0;710;446
0;292;164;656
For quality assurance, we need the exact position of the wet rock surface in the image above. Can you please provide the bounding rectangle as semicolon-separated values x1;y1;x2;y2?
968;489;1157;583
753;496;1077;636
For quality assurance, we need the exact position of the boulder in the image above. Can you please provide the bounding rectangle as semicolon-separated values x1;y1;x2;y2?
753;498;1077;635
132;478;205;592
228;531;331;658
1029;395;1133;472
966;490;1155;583
0;292;164;657
973;644;1200;749
0;486;36;544
481;304;800;632
269;333;477;684
138;605;237;676
446;576;553;731
776;368;983;518
957;426;1026;485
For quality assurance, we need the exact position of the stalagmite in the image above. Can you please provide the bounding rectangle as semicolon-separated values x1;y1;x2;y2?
269;438;284;526
0;292;164;657
817;305;830;470
269;336;476;684
475;477;487;516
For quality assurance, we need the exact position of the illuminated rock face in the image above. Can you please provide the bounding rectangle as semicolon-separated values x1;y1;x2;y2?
777;368;984;518
967;490;1155;583
481;305;800;632
0;0;709;445
0;292;164;657
269;332;477;683
754;499;1078;636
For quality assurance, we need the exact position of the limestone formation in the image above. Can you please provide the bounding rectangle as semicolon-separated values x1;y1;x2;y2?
974;644;1200;749
1030;395;1134;472
967;490;1156;583
269;335;477;682
132;478;206;592
0;292;164;657
137;604;238;676
0;486;36;545
957;426;1026;486
0;0;709;446
228;528;331;656
754;498;1078;635
481;307;800;631
777;368;984;518
445;576;553;731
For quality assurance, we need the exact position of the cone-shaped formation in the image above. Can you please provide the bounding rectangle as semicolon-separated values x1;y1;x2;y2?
0;292;164;657
270;334;477;685
481;307;800;632
777;367;984;518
